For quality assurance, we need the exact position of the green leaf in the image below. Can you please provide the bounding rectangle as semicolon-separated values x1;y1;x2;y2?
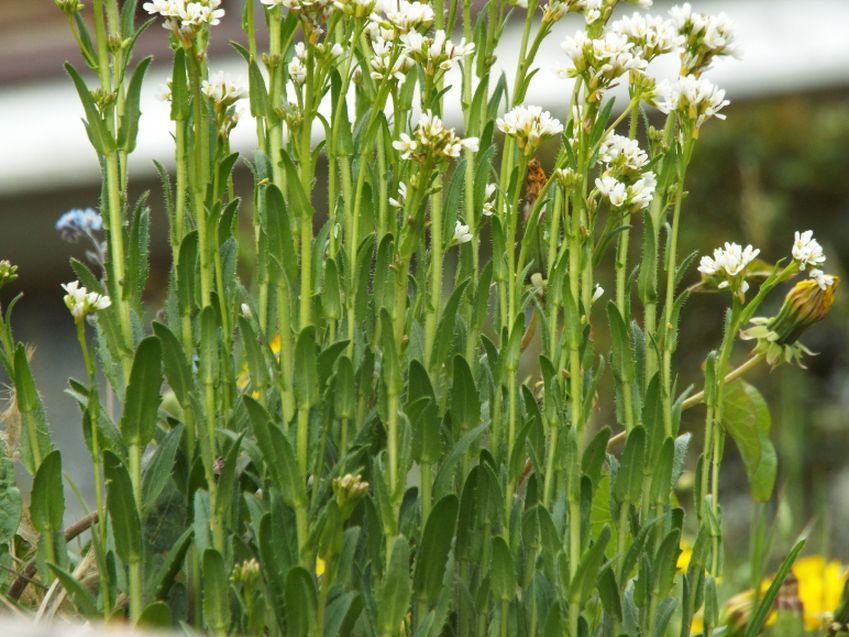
378;536;412;635
141;424;184;512
722;380;777;502
414;495;459;606
570;525;611;604
294;327;319;407
323;591;363;637
138;601;173;629
432;424;487;499
265;185;297;284
118;56;152;152
30;450;64;534
170;48;190;121
582;426;610;487
333;356;356;420
203;549;232;633
244;397;306;507
126;200;150;305
120;336;163;447
597;565;622;622
745;539;806;637
64;62;115;154
450;355;479;434
153;322;192;405
146;527;193;601
104;451;142;564
432;279;470;368
48;562;98;616
614;426;645;504
607;302;635;382
14;344;54;474
0;454;21;544
490;536;516;601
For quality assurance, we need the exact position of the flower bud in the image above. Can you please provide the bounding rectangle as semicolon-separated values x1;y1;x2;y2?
741;276;839;368
0;260;18;288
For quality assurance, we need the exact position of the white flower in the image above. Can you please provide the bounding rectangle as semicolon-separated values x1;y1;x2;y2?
541;1;568;23
482;183;497;216
393;111;478;162
671;3;737;73
598;133;648;173
656;75;729;129
144;0;224;31
497;105;563;156
575;0;602;24
791;230;826;271
698;242;760;295
240;303;252;318
201;71;247;106
627;171;656;210
389;182;408;209
611;12;681;61
809;269;835;291
392;132;418;160
454;221;473;244
400;29;475;75
372;0;434;33
592;284;605;303
559;30;648;89
595;175;627;208
62;280;111;321
369;37;413;83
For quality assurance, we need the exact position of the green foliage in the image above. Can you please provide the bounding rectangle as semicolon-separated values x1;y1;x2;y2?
0;1;837;635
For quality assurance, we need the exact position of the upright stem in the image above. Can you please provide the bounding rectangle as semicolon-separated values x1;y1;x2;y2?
424;179;443;370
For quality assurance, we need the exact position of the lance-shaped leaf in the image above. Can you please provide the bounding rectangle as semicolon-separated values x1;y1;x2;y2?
13;345;54;474
104;451;141;564
377;536;412;635
118;56;152;152
64;63;115;154
414;494;459;606
120;337;163;447
203;549;232;633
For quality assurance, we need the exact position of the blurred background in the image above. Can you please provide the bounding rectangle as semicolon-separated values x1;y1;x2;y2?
1;0;848;590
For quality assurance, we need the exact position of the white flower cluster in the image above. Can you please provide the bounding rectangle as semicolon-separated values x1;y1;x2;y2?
791;230;825;271
497;105;564;156
62;281;111;321
453;221;473;244
289;43;308;85
142;0;224;33
597;133;649;173
669;3;737;74
369;37;413;83
697;242;759;295
371;0;434;34
655;74;729;131
792;230;833;290
610;12;681;62
559;30;647;91
400;30;475;75
574;0;603;24
201;72;247;106
595;172;656;212
392;111;479;163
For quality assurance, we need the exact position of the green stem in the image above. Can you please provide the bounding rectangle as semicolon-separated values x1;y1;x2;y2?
424;179;443;370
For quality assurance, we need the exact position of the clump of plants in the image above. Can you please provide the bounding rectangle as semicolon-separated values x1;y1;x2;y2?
0;0;844;634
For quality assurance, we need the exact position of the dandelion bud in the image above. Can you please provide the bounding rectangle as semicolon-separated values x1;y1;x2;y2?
0;260;18;288
55;0;84;14
741;276;839;368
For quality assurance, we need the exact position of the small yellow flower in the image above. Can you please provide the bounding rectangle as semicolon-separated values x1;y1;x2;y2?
677;540;693;573
315;556;326;578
